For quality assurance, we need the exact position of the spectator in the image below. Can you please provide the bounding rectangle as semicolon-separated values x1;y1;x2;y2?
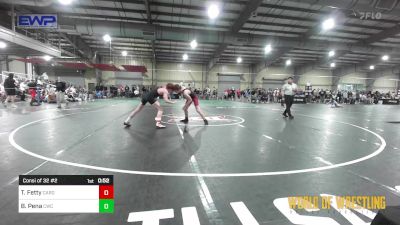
55;77;68;108
343;90;348;104
320;89;325;103
3;73;17;108
19;80;28;101
356;91;360;103
125;85;130;97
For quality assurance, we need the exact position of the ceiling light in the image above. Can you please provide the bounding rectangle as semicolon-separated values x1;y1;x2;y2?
330;62;335;67
285;59;292;66
121;51;127;56
382;55;389;61
322;18;335;30
103;34;111;42
369;65;375;70
328;50;335;57
207;4;220;19
237;57;242;63
190;40;198;49
0;41;6;48
183;53;188;61
264;44;272;54
58;0;73;5
43;55;53;61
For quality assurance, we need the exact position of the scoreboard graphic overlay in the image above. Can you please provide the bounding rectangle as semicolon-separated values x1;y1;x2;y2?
19;175;114;213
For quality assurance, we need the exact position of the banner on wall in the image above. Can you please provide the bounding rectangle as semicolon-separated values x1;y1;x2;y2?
17;14;58;29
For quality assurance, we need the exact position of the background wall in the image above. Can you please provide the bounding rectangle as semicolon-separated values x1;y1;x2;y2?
155;62;204;88
373;73;398;93
339;72;367;86
84;69;97;89
208;64;251;90
37;66;86;87
254;67;293;90
8;57;26;74
298;69;333;90
2;58;398;93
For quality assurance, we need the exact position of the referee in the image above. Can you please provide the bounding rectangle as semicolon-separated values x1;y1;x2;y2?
282;76;297;119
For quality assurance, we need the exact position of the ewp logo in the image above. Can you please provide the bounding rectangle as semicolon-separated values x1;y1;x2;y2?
17;14;58;28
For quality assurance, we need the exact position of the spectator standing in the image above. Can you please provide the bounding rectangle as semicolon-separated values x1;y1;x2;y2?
125;85;130;97
3;73;17;108
278;89;283;107
320;89;325;103
337;91;342;103
19;80;28;101
55;77;68;109
356;91;360;103
343;90;348;104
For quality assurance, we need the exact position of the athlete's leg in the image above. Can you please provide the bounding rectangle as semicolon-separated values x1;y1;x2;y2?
193;96;208;125
152;101;166;128
195;106;208;125
180;101;192;123
124;103;145;126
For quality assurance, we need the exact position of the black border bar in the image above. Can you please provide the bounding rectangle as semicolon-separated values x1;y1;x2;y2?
19;175;113;185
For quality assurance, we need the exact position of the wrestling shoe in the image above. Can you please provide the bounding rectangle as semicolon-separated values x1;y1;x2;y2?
156;123;166;129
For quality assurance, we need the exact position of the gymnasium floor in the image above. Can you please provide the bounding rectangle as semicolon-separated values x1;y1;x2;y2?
0;99;399;225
